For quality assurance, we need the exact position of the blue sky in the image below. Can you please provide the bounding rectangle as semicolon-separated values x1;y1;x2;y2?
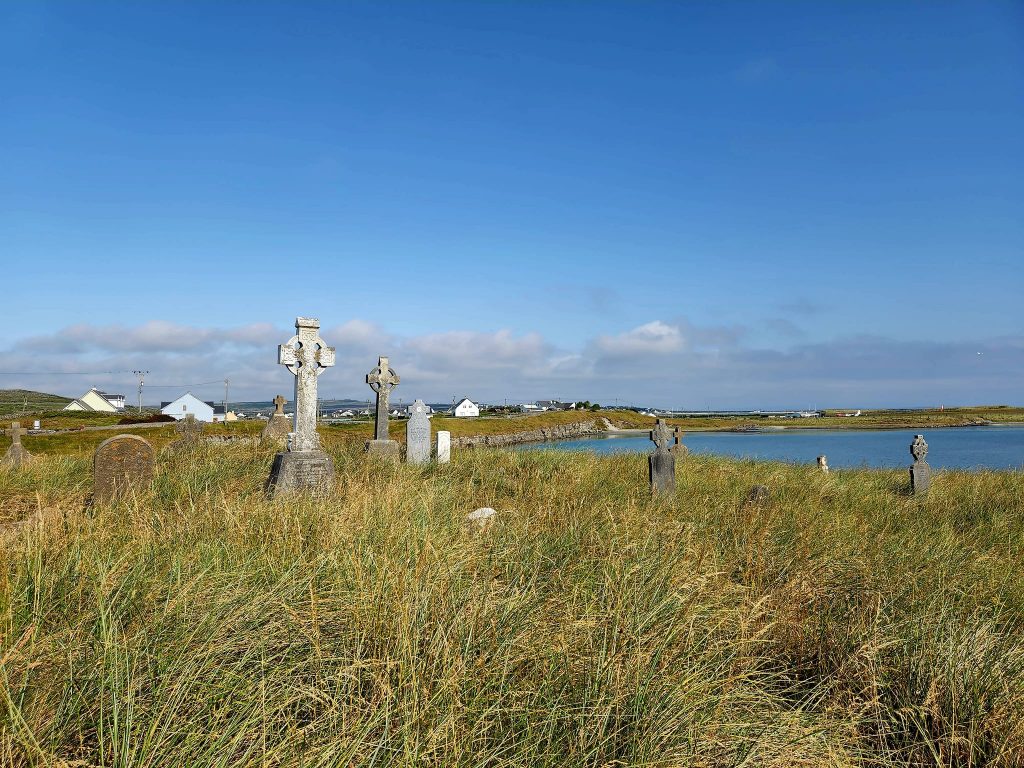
1;1;1021;407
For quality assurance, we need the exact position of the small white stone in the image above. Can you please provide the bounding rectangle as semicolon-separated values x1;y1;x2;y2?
466;507;497;527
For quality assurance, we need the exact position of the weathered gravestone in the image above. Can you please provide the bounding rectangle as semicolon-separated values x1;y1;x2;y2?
168;413;203;452
909;434;931;495
671;426;688;456
2;422;32;468
817;455;829;474
648;418;676;496
406;399;431;464
436;430;451;464
93;434;155;504
365;356;401;459
261;394;291;443
266;317;336;496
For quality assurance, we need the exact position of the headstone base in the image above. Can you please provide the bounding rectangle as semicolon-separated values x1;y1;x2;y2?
649;452;676;496
267;451;335;497
2;444;32;468
365;439;401;460
261;414;292;443
910;462;931;495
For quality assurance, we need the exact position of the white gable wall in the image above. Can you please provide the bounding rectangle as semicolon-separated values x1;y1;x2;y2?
63;388;119;412
454;399;479;418
80;390;118;412
161;393;216;422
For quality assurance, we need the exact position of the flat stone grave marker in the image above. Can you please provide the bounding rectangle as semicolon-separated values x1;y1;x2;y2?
436;430;451;464
406;399;431;464
365;356;400;458
909;434;931;494
94;434;156;504
267;317;336;496
2;422;32;468
261;394;291;443
648;418;676;496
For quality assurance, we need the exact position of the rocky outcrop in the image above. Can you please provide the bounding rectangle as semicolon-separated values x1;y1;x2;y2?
452;419;601;449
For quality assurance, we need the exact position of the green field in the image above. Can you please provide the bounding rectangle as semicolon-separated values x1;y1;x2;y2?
1;431;1022;765
0;389;72;418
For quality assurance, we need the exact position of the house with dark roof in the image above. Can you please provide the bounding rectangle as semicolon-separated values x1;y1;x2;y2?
64;388;125;412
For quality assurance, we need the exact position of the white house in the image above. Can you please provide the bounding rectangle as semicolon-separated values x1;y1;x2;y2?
453;398;480;418
160;393;216;422
64;388;125;412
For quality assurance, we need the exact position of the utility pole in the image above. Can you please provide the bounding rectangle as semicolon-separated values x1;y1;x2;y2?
132;370;149;413
224;378;230;417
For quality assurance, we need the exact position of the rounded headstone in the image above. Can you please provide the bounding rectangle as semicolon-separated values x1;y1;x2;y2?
93;434;156;504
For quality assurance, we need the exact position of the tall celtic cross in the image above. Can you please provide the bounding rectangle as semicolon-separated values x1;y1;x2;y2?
278;317;335;452
273;395;286;416
10;422;25;446
366;356;400;441
910;434;928;463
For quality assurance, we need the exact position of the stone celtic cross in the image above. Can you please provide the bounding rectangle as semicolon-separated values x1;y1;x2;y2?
273;395;286;415
909;434;931;494
366;356;400;441
650;418;672;453
278;317;335;452
10;422;25;446
910;434;928;463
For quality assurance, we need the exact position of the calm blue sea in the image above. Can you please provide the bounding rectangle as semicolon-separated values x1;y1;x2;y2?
518;426;1024;471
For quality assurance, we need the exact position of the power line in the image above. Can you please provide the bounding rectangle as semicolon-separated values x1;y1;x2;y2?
138;380;225;389
0;370;130;376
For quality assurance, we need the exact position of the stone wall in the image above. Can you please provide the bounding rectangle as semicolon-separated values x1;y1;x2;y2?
452;419;601;449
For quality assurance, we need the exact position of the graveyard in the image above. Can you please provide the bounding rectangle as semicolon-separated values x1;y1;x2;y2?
0;321;1021;765
3;0;1021;761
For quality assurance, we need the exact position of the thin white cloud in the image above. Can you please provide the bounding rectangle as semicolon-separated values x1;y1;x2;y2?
594;321;685;356
1;319;1021;409
25;321;281;354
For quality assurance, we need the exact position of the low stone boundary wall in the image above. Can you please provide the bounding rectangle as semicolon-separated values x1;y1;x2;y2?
452;419;601;449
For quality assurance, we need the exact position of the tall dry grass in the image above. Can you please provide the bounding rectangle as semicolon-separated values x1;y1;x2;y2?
1;441;1022;766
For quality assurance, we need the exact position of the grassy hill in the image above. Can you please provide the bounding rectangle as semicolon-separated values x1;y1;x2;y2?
0;435;1021;764
0;389;72;417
